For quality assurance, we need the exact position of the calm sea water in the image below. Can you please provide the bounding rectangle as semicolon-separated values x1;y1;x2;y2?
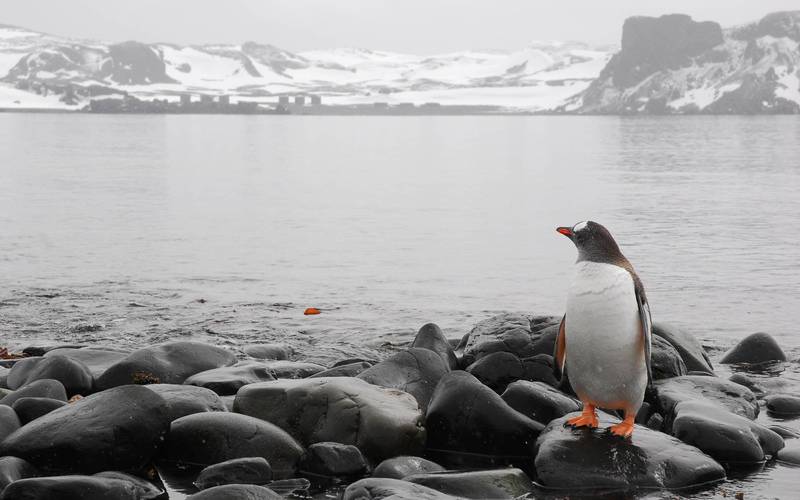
1;114;799;498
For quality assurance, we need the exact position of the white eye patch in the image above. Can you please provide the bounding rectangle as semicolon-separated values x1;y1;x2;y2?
573;221;588;233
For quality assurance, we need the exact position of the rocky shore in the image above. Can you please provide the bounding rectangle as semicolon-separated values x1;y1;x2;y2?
0;313;798;499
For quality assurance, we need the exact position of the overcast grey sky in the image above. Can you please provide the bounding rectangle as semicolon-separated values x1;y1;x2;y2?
4;1;797;53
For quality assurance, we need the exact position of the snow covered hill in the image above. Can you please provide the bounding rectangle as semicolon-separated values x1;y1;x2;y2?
0;24;609;111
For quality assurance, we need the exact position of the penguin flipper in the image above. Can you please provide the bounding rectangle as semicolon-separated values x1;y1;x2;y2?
553;314;567;379
635;289;653;386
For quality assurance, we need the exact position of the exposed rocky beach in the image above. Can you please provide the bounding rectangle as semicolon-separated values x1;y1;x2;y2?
0;312;798;499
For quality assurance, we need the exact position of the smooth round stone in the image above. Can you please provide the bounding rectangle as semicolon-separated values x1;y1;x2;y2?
357;348;449;412
405;469;534;499
776;441;800;465
721;332;787;364
501;380;581;425
652;323;714;374
194;457;273;490
309;361;373;378
765;395;800;416
0;456;38;492
11;397;67;424
7;356;93;396
183;361;277;395
466;352;557;393
186;484;282;500
0;472;163;500
729;373;766;396
411;323;458;370
457;313;560;366
244;344;292;360
0;379;67;407
44;348;129;378
0;406;21;441
343;478;459;500
143;384;228;421
655;375;759;420
372;456;445;479
300;442;367;477
650;335;688;380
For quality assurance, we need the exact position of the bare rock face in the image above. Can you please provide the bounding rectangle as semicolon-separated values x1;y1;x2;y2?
720;332;787;364
357;348;449;412
456;313;560;367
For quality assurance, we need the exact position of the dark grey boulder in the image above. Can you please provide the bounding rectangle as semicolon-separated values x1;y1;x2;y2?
729;373;766;396
11;397;67;424
457;313;560;366
357;348;448;411
343;478;458;500
0;407;20;442
262;360;325;379
0;385;170;474
0;456;37;493
668;399;784;463
765;395;800;416
143;384;227;421
721;332;788;364
234;377;425;463
466;352;557;393
0;379;68;407
7;356;93;396
309;361;373;378
332;358;376;368
405;468;534;499
184;361;277;395
0;368;9;390
501;380;581;424
300;442;367;477
162;412;303;479
194;457;273;490
411;323;458;370
535;412;726;489
769;425;800;439
650;335;687;380
654;375;759;420
0;472;163;500
425;371;543;460
23;345;86;357
652;323;714;374
776;441;800;466
244;344;292;360
264;478;311;496
44;348;129;379
96;341;236;390
186;484;282;500
372;456;444;479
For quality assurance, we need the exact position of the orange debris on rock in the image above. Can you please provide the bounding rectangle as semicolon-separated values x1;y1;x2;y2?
304;307;321;315
0;347;26;360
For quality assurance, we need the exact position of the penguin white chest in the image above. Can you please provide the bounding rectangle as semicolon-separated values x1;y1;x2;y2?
565;261;646;411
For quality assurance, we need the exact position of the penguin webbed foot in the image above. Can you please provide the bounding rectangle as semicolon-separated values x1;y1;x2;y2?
606;418;635;439
565;405;598;429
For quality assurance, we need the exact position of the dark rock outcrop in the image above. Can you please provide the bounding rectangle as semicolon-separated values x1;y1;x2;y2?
411;323;458;370
425;371;543;460
343;478;458;500
405;469;534;500
0;456;37;494
534;413;726;490
184;361;277;395
300;442;367;478
194;457;273;490
654;375;759;420
0;385;170;474
720;332;788;364
163;412;303;478
357;348;448;411
457;313;560;366
234;377;425;464
11;397;67;424
7;355;93;396
466;352;557;393
501;380;582;424
44;348;129;379
652;323;714;374
650;335;688;380
96;342;236;390
371;456;445;479
765;395;800;416
0;472;163;500
0;379;67;407
0;407;20;442
105;41;176;85
143;384;228;421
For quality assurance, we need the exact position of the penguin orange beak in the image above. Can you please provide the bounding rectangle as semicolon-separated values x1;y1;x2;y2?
556;227;573;238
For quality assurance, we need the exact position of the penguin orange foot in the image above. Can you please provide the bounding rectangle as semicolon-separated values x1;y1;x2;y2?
565;404;598;429
607;415;635;438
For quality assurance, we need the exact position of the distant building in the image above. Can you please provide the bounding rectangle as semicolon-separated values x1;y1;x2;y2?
278;96;290;106
396;102;415;109
310;95;322;106
373;102;389;109
294;96;306;106
180;94;192;106
218;95;230;106
200;94;214;106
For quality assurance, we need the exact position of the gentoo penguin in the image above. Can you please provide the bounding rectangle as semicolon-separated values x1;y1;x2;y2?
554;221;652;438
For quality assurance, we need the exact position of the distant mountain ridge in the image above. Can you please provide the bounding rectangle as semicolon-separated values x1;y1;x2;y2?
0;11;799;113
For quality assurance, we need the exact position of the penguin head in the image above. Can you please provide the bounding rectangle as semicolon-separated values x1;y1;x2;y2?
556;221;624;263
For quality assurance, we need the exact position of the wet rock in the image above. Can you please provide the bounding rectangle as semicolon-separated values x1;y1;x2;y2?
405;469;534;499
0;385;170;474
44;348;129;379
7;356;93;396
729;373;766;396
0;379;68;407
357;348;448;411
0;407;20;442
163;412;303;479
143;384;228;421
411;323;458;370
234;377;425;463
194;457;273;490
96;341;236;390
184;361;277;395
0;456;38;493
0;368;8;390
372;456;445;479
265;478;311;496
501;380;581;424
765;395;800;416
309;361;373;378
333;358;376;368
721;332;788;365
186;484;282;500
0;472;163;500
668;399;784;462
654;375;759;420
652;323;714;374
300;442;367;477
776;441;800;466
457;313;560;366
262;360;325;379
11;397;67;424
426;371;543;459
22;345;86;357
650;335;687;380
769;425;800;439
466;352;557;393
534;412;726;490
343;478;458;500
244;344;292;360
